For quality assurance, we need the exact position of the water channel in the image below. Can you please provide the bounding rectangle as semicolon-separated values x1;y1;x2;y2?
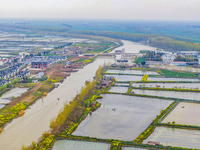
110;40;156;53
0;39;194;149
0;57;114;150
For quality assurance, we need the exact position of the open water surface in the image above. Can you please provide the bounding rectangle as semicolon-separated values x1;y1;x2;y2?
143;127;200;149
132;89;200;101
52;140;110;150
72;94;172;141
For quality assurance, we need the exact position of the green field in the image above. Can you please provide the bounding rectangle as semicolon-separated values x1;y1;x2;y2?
160;69;198;78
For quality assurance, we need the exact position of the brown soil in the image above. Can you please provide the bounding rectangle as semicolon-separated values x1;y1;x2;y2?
29;70;40;75
44;64;72;79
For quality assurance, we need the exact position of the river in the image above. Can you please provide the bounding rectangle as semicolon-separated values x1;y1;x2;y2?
110;40;156;53
0;40;190;149
0;57;114;150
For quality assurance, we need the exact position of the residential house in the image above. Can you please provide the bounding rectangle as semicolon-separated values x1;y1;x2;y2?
31;61;49;69
170;61;186;66
162;53;176;63
103;76;114;81
37;72;44;78
0;59;6;66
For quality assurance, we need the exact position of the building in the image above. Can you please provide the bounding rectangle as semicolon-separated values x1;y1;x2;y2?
31;61;49;69
15;69;30;79
162;53;176;63
177;51;198;58
37;72;44;78
0;59;6;66
103;76;114;81
170;61;186;66
115;48;125;55
48;56;67;61
19;52;30;58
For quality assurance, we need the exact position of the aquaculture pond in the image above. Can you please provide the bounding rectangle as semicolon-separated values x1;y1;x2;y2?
52;140;110;150
72;94;172;141
143;127;200;149
0;87;28;105
149;64;200;73
122;147;154;150
114;83;129;86
106;69;159;75
132;82;200;89
147;77;199;82
162;102;200;126
104;75;142;81
0;57;115;150
132;89;200;101
104;75;199;82
108;86;128;93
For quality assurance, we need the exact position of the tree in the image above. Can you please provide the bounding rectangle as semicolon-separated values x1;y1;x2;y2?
154;54;163;61
174;55;186;61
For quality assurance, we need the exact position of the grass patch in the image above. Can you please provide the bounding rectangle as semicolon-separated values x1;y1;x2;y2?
160;69;198;78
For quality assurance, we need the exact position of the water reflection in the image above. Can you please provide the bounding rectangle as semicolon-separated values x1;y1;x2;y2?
72;94;172;141
144;127;200;149
0;57;114;150
132;89;200;101
52;140;110;150
162;102;200;126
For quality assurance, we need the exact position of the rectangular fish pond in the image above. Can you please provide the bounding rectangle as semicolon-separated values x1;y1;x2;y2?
143;127;200;149
0;87;28;108
52;140;110;150
104;75;142;82
104;75;200;82
106;69;159;75
132;89;200;101
132;82;200;89
72;94;172;141
114;83;129;86
122;147;156;150
162;102;200;126
108;86;128;93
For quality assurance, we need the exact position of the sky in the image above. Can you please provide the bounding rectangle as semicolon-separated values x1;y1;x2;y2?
0;0;200;21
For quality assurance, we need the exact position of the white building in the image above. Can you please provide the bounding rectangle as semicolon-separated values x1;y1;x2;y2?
0;59;6;66
170;61;186;66
162;53;176;63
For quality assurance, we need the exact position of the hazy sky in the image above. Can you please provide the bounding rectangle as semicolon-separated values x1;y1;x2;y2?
1;0;200;20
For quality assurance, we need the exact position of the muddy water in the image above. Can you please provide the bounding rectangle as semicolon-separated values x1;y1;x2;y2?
52;140;110;150
0;87;28;108
162;102;200;126
143;127;200;149
108;86;128;93
110;40;156;53
0;57;114;150
72;94;172;141
132;89;200;101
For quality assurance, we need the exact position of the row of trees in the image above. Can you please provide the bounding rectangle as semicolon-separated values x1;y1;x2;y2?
92;31;200;52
